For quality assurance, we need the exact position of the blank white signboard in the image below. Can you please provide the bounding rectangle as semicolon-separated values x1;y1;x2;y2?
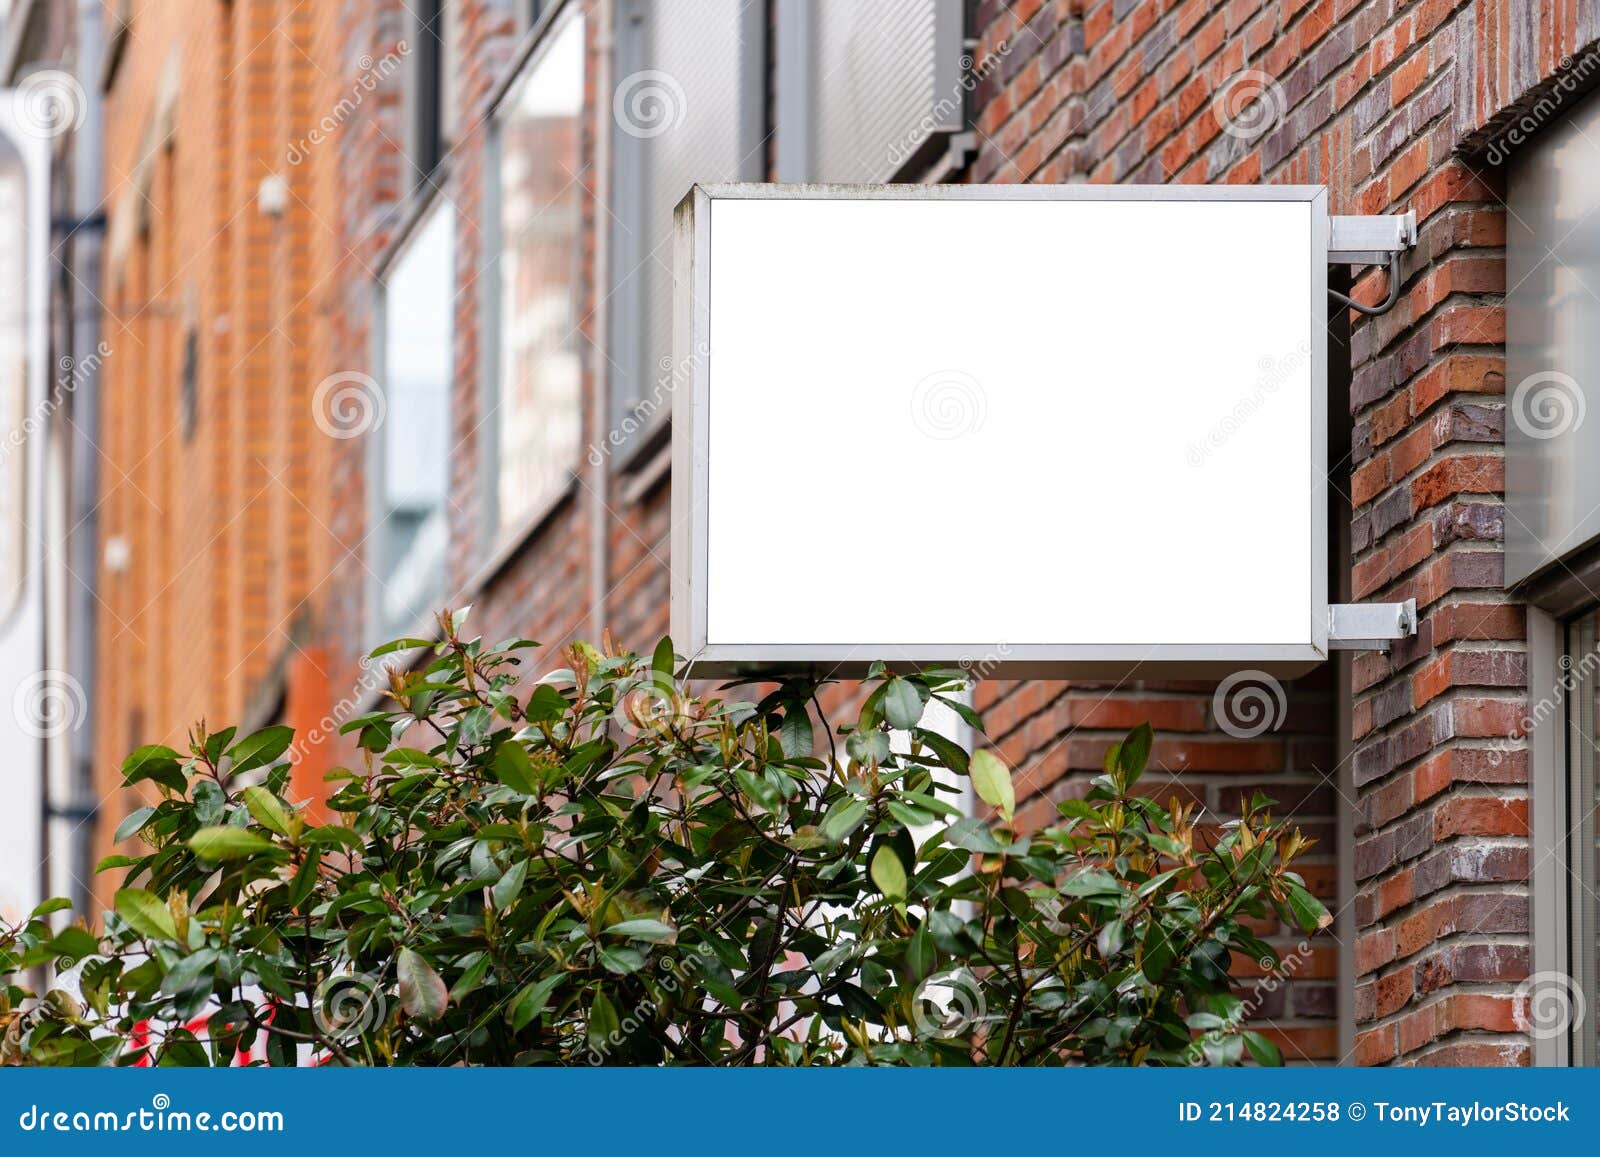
671;185;1328;678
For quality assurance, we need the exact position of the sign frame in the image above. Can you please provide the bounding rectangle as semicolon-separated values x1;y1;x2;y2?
670;182;1330;679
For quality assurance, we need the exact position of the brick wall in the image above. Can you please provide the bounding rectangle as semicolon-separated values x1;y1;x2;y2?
957;0;1583;1065
91;0;1580;1063
93;0;323;905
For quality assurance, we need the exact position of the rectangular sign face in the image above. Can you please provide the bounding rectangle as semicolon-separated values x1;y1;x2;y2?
672;185;1328;678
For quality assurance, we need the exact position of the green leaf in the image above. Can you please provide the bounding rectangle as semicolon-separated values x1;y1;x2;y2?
885;801;935;828
969;749;1015;823
1242;1030;1283;1066
882;679;924;731
587;992;620;1055
819;797;869;843
734;767;782;814
114;889;178;942
48;926;98;962
869;845;908;903
932;693;984;732
1142;921;1176;983
1096;917;1126;959
163;948;221;1020
492;741;539;794
913;729;969;775
225;726;295;774
450;952;493;1001
492;859;528;909
652;636;675;679
397;947;449;1021
907;924;935;980
369;637;431;658
240;786;292;836
524;684;567;724
778;703;813;759
188;827;276;861
381;748;448;771
845;728;891;764
1059;868;1124;896
459;705;492;746
508;974;563;1031
121;745;186;793
605;918;677;944
945;816;1002;854
113;806;157;844
598;946;646;975
203;728;237;765
1116;723;1153;787
1284;883;1330;933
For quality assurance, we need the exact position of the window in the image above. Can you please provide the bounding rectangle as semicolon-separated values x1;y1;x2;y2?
1567;614;1599;1065
518;0;549;35
374;199;454;639
0;134;25;619
1506;85;1600;1068
405;0;450;190
179;319;198;440
775;0;967;182
608;0;765;447
489;6;585;534
1505;84;1600;584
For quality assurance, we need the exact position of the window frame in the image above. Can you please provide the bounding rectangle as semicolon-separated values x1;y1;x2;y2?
1526;595;1600;1067
606;0;767;468
478;0;588;559
773;0;969;184
1505;92;1600;1067
367;186;457;648
403;0;448;194
0;130;31;629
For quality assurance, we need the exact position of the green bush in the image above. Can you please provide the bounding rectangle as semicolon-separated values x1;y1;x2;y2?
1;611;1327;1066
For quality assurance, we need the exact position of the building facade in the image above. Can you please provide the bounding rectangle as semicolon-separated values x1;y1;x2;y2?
33;0;1600;1064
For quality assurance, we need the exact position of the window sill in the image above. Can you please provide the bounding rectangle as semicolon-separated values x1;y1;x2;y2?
351;475;578;717
620;439;671;506
607;412;671;477
470;472;580;594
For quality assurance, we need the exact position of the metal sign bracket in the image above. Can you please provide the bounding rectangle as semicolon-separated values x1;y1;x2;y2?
1328;211;1416;263
1326;599;1418;652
